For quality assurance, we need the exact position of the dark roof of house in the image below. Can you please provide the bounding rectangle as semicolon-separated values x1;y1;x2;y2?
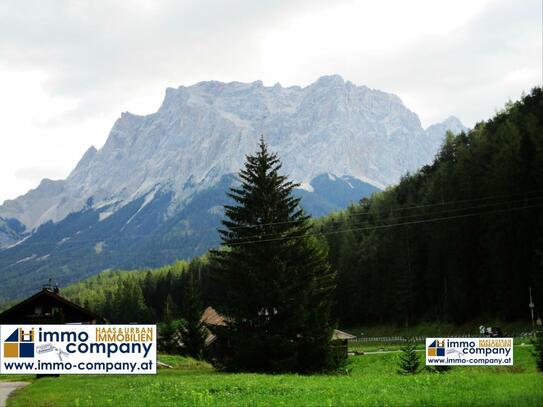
332;329;357;341
0;289;102;322
201;306;226;326
200;306;357;343
200;306;225;347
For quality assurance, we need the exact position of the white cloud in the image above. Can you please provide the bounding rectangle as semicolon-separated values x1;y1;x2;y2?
0;0;541;203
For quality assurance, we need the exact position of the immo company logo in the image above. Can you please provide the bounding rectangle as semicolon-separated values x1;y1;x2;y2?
1;324;157;375
3;328;35;358
427;339;446;357
426;337;513;366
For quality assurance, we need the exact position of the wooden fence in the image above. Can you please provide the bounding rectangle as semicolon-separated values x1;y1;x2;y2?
352;332;539;343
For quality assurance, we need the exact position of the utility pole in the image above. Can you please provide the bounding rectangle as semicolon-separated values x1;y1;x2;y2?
529;287;535;327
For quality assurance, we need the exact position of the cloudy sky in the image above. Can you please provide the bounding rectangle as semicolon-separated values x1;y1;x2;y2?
0;0;541;204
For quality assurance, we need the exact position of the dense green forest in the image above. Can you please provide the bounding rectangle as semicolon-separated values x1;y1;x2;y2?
321;88;543;326
61;258;213;323
54;88;542;327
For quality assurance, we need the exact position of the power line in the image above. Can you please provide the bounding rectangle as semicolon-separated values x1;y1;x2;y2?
3;200;542;269
6;191;542;249
224;194;543;244
227;188;543;231
227;202;543;247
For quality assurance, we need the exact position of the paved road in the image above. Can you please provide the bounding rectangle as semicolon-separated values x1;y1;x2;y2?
0;382;29;407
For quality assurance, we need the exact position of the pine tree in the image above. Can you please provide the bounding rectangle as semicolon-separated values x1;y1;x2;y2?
211;137;337;373
158;295;181;354
111;279;150;323
181;270;207;359
163;294;175;322
397;337;421;374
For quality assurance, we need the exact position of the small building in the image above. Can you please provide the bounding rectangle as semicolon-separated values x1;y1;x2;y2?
201;306;226;329
0;282;102;324
200;306;227;358
200;306;356;359
331;329;357;359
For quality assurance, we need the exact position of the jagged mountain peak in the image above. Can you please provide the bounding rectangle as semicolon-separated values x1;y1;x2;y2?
442;115;462;124
0;75;469;299
425;116;468;136
71;146;97;171
440;115;466;131
314;74;345;86
1;75;462;242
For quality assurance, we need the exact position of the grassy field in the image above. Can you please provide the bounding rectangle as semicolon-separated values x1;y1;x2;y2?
3;345;542;406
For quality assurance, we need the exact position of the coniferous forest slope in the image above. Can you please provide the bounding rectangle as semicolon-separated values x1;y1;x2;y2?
321;87;543;326
31;88;543;328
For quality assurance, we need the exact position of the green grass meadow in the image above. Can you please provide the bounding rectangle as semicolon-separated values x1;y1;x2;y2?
3;346;542;407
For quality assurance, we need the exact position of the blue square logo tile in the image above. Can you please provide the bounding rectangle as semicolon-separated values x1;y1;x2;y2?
19;343;34;358
436;347;445;357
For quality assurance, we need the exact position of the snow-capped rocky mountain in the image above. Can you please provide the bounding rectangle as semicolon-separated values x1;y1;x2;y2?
0;75;467;300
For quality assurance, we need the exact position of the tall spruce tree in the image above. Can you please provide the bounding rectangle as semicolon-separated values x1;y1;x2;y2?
211;138;337;373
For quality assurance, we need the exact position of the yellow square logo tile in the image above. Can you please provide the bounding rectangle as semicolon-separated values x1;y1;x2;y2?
4;343;19;358
427;347;436;357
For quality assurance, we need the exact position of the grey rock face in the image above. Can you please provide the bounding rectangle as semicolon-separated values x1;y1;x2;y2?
425;116;468;152
0;75;466;243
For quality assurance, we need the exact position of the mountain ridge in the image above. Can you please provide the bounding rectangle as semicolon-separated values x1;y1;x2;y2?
0;75;466;235
0;75;467;299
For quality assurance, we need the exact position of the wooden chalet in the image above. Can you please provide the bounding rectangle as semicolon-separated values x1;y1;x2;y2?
0;282;103;324
200;306;356;359
201;306;226;345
